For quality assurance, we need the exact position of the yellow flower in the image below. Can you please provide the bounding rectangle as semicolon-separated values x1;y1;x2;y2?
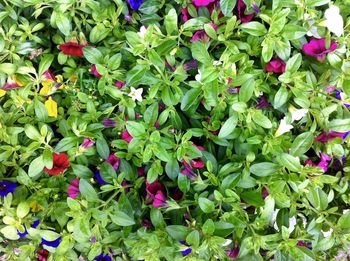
40;79;54;95
39;75;66;96
0;89;6;97
45;97;58;117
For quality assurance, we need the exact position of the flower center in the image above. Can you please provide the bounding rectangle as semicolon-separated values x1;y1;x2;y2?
0;184;7;191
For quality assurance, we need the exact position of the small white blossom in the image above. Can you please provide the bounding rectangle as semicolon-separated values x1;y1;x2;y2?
322;228;333;238
128;87;143;102
195;70;202;82
222;239;232;246
138;26;147;39
275;117;293;137
325;5;344;37
289;106;308;122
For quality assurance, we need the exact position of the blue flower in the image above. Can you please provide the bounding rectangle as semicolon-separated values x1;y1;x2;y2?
41;236;62;248
179;240;192;256
94;171;108;185
127;0;143;10
94;253;112;261
17;219;41;238
0;181;17;197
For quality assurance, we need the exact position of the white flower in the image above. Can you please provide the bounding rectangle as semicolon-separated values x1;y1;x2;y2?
288;216;296;233
271;210;296;233
195;70;202;82
138;26;147;39
222;239;232;247
325;5;344;37
289;106;308;122
128;87;143;102
275;117;293;137
306;19;322;39
321;228;333;238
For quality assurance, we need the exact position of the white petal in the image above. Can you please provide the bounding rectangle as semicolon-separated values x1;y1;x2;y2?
321;228;333;238
222;239;232;247
288;217;296;233
291;109;308;122
275;117;293;137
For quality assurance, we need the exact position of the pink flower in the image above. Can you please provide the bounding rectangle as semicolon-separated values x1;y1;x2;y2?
43;70;56;81
106;154;120;170
326;85;335;93
146;181;166;203
236;0;254;23
80;138;95;149
121;130;133;143
114;81;126;89
193;0;216;7
191;23;218;42
182;7;191;22
91;64;102;79
265;57;286;74
315;131;349;142
68;179;80;199
153;190;168;208
302;38;337;61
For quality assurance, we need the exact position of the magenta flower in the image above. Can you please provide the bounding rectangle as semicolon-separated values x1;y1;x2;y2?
106;154;120;170
142;219;152;229
236;0;254;23
326;85;335;93
193;0;216;7
137;167;144;177
114;81;126;89
315;131;349;142
191;23;218;42
68;179;79;199
3;82;21;90
146;181;166;203
302;38;337;61
265;57;286;74
80;138;95;149
153;190;168;208
182;7;191;22
121;130;133;143
165;61;176;72
91;64;102;79
180;167;197;180
227;245;240;259
43;70;56;81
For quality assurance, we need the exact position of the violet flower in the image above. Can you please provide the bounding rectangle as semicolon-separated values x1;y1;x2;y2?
94;253;112;261
41;236;62;248
106;154;120;171
256;96;272;109
0;181;17;197
127;0;143;10
103;117;117;127
265;57;286;74
302;38;337;61
236;0;254;23
184;60;198;71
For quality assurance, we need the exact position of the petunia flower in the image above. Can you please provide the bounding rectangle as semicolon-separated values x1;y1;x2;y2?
3;76;23;90
180;167;198;180
42;70;56;81
288;106;308;122
91;64;102;79
128;87;143;102
146;181;166;203
183;60;198;71
121;130;133;143
192;0;216;7
142;219;152;229
315;131;350;142
138;26;147;39
275;116;293;137
302;38;337;61
324;5;343;37
179;240;192;256
182;7;191;22
227;245;240;259
127;0;143;10
59;42;86;57
94;170;108;185
106;154;120;170
191;23;218;42
41;236;62;248
68;178;80;199
236;0;254;23
265;57;286;74
45;97;58;117
17;219;40;238
80;138;95;149
256;96;271;109
0;89;5;97
37;249;49;261
40;75;66;96
103;117;118;127
335;89;350;108
114;81;126;89
153;190;168;208
43;153;70;176
0;181;17;197
94;253;112;261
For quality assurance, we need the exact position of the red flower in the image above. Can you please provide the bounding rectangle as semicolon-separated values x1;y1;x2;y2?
37;249;49;261
43;153;70;176
59;42;86;57
265;57;286;74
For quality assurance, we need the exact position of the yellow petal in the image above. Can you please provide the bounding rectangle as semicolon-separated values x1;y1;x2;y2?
13;75;24;86
45;97;58;117
40;79;53;95
0;89;6;97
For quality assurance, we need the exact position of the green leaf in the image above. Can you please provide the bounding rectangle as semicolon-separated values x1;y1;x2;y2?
28;156;45;177
252;111;272;129
305;0;330;7
286;53;302;73
165;158;179;180
180;88;201;111
274;86;288;109
96;137;110;160
38;54;54;77
191;41;211;64
250;162;281;177
79;179;99;202
166;225;190;239
126;121;146;137
126;64;147;85
202;219;215;235
220;0;237;16
55;137;79;152
240;22;267;36
338;211;350;229
164;8;178;35
144;103;158;126
55;11;71;36
278;153;302;172
198;198;215;213
89;23;111;43
42;148;53;169
34;98;48;122
17;202;30;218
241;190;265;207
218;114;238;138
24;124;42;141
0;63;17;75
238;77;255;102
83;47;103;64
306;187;328;211
71;164;94;179
100;162;117;183
110;210;135;226
282;24;307;40
186;230;200;247
0;226;19;240
328;119;350;132
291;132;314;156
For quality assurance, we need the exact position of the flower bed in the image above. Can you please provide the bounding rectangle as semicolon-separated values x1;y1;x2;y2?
0;0;350;260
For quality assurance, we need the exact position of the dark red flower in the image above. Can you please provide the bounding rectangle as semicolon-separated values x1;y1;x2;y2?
145;181;166;204
236;0;254;23
265;57;286;74
37;249;49;261
59;42;86;57
43;153;70;176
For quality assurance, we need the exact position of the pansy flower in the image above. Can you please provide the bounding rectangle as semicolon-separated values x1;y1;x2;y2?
42;236;62;248
0;181;17;197
43;153;70;176
302;38;337;61
59;42;86;57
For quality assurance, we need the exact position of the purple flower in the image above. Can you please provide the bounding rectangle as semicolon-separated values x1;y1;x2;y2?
191;23;218;42
227;245;240;259
0;181;17;197
165;61;176;72
251;2;260;14
193;0;216;7
256;96;271;109
142;219;152;229
302;38;337;61
335;89;350;108
180;167;197;180
91;64;102;79
236;0;254;23
184;60;198;71
17;220;40;238
315;131;349;142
94;253;112;261
103;117;117;127
179;240;192;256
106;154;120;171
265;57;286;74
41;236;62;248
326;85;335;93
153;190;168;208
80;138;95;149
94;170;108;185
127;0;143;10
